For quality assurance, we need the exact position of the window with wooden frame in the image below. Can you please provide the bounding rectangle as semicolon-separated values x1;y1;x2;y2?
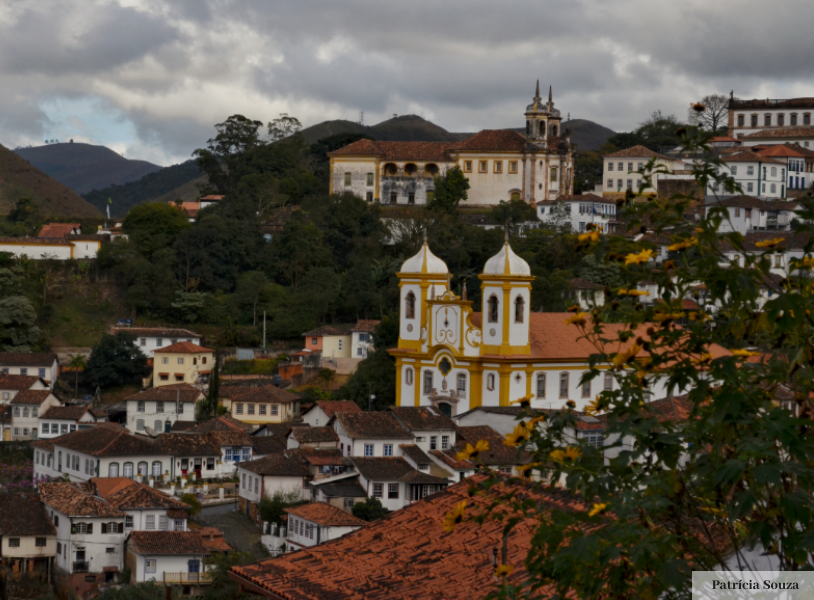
479;161;488;173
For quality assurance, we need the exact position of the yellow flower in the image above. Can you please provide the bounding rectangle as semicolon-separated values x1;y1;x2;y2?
688;311;711;322
667;237;698;252
588;502;608;517
652;311;684;322
795;256;814;270
527;414;546;427
732;349;760;359
584;397;603;416
456;439;489;461
495;564;514;578
624;249;655;265
755;237;785;248
510;395;533;408
692;352;714;366
612;343;642;368
519;462;540;479
618;289;649;297
563;312;588;326
504;423;533;447
551;446;582;464
578;230;600;243
443;500;467;533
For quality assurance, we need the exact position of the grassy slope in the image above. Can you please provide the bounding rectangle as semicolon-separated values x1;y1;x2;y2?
0;144;101;217
43;280;125;347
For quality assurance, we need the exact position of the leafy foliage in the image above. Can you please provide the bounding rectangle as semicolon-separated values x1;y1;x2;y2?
429;166;470;212
351;497;389;522
259;490;301;524
85;332;147;389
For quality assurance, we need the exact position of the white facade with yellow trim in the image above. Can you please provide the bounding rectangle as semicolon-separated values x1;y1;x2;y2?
389;239;669;416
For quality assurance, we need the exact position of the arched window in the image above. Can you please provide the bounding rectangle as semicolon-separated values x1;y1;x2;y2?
510;191;520;201
526;121;531;136
405;368;413;385
488;295;499;323
123;462;134;477
559;373;569;398
487;374;496;391
438;402;452;417
514;296;525;323
405;292;416;319
536;373;546;398
109;462;120;477
551;125;558;137
152;461;162;477
550;167;558;182
138;462;148;476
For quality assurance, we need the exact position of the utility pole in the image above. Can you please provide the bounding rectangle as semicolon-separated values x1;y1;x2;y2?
263;311;267;353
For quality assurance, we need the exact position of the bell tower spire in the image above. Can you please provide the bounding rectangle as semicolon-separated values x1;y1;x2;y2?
535;79;540;99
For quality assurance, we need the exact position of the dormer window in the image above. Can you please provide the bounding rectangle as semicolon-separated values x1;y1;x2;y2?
488;295;499;323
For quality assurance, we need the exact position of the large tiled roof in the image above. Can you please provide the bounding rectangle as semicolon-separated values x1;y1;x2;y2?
306;401;362;419
544;193;612;206
389;406;456;432
188;414;253;433
0;375;42;391
125;384;203;404
569;277;604;290
398;444;432;466
94;478;190;511
448;129;526;152
31;439;54;452
302;325;354;337
154;341;213;354
738;231;812;251
0;493;56;536
0;352;57;366
238;453;311;478
205;430;254;448
39;223;80;238
128;531;209;555
455;426;529;467
642;395;694;423
350;457;415;482
719;149;785;164
291;426;338;444
352;319;380;333
52;423;160;457
228;385;299;405
11;390;53;405
430;449;473;471
742;126;814;139
310;480;368;498
730;97;814;109
40;482;126;517
198;527;233;552
708;196;799;211
604;145;679;160
755;145;807;158
154;434;220;456
230;475;589;599
40;405;89;421
285;502;365;527
328;139;454;161
251;435;287;456
334;412;413;440
111;327;201;339
218;387;254;400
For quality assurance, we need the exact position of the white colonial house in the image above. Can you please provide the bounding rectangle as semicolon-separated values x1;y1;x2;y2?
90;478;190;533
39;482;127;588
350;320;379;359
754;144;814;192
236;453;314;513
537;194;618;233
0;353;59;389
331;412;413;458
111;327;202;358
300;401;361;427
565;278;605;311
350;457;449;511
10;390;61;440
0;493;57;576
124;384;202;435
705;197;801;234
0;374;47;404
712;149;788;198
283;502;364;552
727;95;814;140
602;146;688;197
39;405;98;439
0;237;100;261
125;531;210;586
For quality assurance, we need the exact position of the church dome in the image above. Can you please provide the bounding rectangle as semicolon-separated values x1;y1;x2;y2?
400;242;449;274
483;242;531;276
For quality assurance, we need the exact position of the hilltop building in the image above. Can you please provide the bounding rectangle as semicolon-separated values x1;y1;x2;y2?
328;82;574;206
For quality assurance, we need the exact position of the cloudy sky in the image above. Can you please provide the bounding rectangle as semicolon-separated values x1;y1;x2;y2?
2;0;813;166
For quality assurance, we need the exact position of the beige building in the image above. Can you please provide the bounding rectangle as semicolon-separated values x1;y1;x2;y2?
219;385;301;426
0;493;56;578
602;145;689;198
153;342;214;388
328;82;574;206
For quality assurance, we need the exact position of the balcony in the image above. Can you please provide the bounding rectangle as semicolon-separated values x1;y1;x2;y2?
163;572;212;584
72;561;89;573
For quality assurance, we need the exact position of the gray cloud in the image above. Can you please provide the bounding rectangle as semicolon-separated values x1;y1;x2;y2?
0;0;813;165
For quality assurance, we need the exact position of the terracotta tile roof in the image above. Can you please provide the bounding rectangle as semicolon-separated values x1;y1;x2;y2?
198;527;233;552
738;231;812;251
398;444;432;466
218;387;254;400
111;327;201;339
230;475;589;599
400;470;450;485
302;325;354;337
155;341;213;354
430;449;473;471
189;414;253;433
124;384;203;404
455;426;530;467
199;195;225;201
52;423;160;457
228;385;299;405
334;412;412;440
0;352;57;366
238;453;311;478
545;193;611;205
10;390;53;405
31;439;53;452
38;223;80;238
178;202;199;217
297;449;345;467
254;423;292;438
719;149;785;164
154;433;221;456
328;139;454;161
350;457;417;482
40;482;126;517
0;237;72;246
251;436;287;456
205;430;254;448
352;319;380;333
92;477;136;498
307;401;362;418
0;493;56;537
708;195;799;211
448;129;526;152
742;126;814;139
284;502;365;527
730;97;814;109
41;405;89;421
170;421;198;432
310;480;367;499
604;145;680;161
97;479;190;511
0;374;42;391
389;406;456;432
569;277;603;290
641;395;694;423
755;145;807;158
128;531;209;555
291;426;338;444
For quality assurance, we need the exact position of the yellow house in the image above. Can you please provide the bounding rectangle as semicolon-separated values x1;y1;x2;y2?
153;342;214;387
302;325;353;359
219;385;300;425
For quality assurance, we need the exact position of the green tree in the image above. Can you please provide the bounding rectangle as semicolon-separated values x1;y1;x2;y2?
201;350;220;420
85;332;147;389
340;316;398;410
201;551;257;600
122;202;191;259
193;114;265;195
259;490;301;524
428;166;470;212
171;291;208;323
351;497;389;522
8;198;38;224
235;271;271;326
576;254;624;288
66;353;87;398
180;493;201;516
489;199;537;234
96;581;170;600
